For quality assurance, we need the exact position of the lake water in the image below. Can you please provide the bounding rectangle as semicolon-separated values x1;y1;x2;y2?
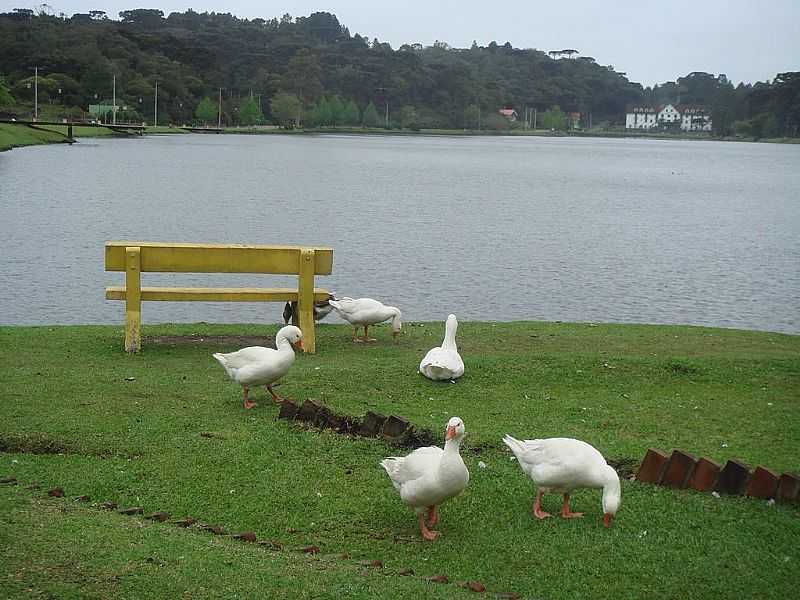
1;133;798;334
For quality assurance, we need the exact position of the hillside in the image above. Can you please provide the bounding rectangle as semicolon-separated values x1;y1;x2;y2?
0;9;797;136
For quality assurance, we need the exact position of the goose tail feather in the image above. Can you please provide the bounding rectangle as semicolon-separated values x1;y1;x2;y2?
502;434;527;461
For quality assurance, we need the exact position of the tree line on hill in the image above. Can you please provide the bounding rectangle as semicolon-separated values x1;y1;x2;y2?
0;8;797;137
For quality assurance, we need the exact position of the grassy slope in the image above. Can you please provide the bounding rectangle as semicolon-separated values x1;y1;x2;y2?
0;321;798;599
0;122;68;151
0;123;138;151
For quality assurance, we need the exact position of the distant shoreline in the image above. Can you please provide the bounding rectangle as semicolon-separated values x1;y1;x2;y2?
2;121;798;152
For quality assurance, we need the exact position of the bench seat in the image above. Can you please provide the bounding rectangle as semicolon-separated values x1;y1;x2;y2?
106;286;332;302
105;241;333;353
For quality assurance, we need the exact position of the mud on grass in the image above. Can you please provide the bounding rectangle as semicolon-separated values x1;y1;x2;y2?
0;432;131;458
143;334;277;348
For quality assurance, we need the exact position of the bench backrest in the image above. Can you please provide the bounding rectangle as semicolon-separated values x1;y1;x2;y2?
105;241;333;275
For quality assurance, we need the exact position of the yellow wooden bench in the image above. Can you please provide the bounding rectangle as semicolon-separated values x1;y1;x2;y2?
104;241;333;353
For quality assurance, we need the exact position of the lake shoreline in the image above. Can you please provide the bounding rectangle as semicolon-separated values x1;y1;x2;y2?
3;121;797;152
1;319;796;338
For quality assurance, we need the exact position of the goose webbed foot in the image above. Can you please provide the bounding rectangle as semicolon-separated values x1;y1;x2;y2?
266;385;285;403
532;490;552;520
242;387;257;410
560;493;584;519
417;512;439;541
426;505;439;528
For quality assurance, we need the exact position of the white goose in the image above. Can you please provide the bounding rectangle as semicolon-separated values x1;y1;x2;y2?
212;325;303;410
503;435;621;527
381;417;469;541
419;314;464;381
328;297;402;342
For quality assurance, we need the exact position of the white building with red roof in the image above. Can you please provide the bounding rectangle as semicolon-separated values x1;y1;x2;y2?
498;108;518;121
625;103;712;132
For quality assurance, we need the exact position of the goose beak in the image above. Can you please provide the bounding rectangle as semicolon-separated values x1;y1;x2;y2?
294;340;304;351
445;425;456;440
603;513;613;528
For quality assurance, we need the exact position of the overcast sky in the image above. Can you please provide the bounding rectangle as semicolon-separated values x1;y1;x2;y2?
4;1;798;86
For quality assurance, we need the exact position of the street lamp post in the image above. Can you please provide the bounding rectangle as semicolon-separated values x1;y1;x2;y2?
112;74;116;125
154;81;158;127
375;87;389;128
34;66;38;121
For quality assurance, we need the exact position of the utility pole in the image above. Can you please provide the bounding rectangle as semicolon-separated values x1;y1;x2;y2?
375;87;389;128
112;74;116;125
34;66;38;121
533;108;538;130
154;81;158;127
217;88;222;129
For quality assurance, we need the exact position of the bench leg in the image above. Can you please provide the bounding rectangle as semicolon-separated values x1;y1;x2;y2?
125;310;141;352
298;248;316;353
124;246;142;352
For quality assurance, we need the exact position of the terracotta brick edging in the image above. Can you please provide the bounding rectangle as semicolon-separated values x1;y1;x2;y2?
281;402;800;504
277;399;436;448
636;448;798;503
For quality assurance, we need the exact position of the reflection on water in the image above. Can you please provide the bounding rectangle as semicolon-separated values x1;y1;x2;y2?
1;134;798;334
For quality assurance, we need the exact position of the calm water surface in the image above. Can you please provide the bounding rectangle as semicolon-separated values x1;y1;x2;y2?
1;134;798;333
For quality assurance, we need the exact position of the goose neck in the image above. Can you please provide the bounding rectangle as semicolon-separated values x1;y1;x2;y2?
275;334;293;351
443;438;462;454
442;320;458;351
601;466;622;514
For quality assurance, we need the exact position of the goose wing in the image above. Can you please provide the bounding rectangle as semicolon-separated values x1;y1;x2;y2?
213;346;274;370
505;436;608;488
380;446;442;490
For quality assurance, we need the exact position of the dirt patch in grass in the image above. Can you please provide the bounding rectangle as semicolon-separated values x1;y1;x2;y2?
0;433;129;458
143;334;276;348
607;457;640;479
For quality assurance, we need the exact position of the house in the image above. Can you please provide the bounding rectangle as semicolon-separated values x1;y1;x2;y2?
678;105;712;132
625;104;712;132
625;105;658;129
657;103;681;126
498;108;518;121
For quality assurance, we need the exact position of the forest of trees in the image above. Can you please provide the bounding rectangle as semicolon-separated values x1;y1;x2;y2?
1;8;797;137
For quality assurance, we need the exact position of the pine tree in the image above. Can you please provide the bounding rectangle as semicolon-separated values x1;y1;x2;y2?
239;95;263;126
342;100;360;125
312;96;331;126
362;101;380;127
329;95;344;126
195;97;216;125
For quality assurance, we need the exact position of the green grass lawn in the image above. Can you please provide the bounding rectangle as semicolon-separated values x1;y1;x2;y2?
0;122;132;151
0;122;68;151
1;321;798;599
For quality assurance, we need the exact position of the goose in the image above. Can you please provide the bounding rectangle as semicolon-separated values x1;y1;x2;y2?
328;297;402;342
381;417;469;541
282;296;336;325
419;314;464;381
502;435;621;527
212;325;303;410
